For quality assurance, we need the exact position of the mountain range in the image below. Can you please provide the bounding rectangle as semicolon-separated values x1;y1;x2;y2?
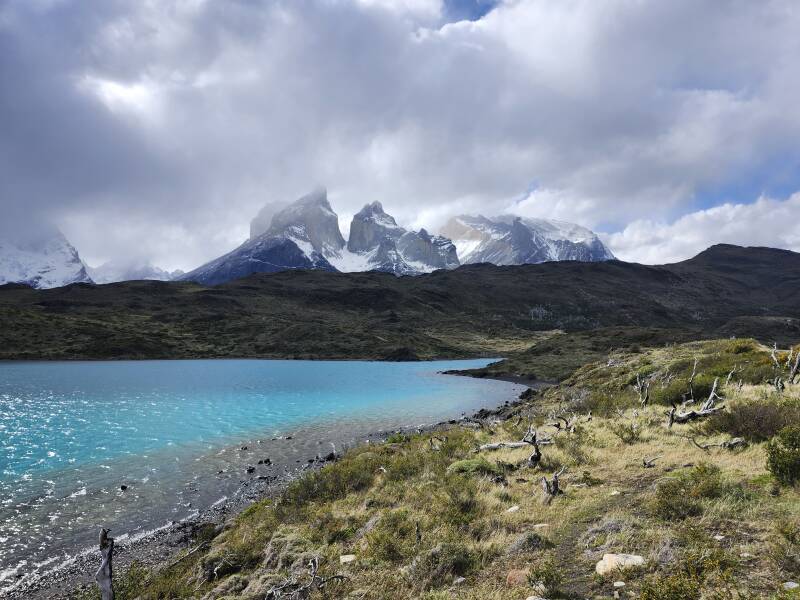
0;189;615;288
179;189;613;285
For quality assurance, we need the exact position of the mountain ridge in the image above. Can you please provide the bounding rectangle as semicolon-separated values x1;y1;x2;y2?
2;244;799;361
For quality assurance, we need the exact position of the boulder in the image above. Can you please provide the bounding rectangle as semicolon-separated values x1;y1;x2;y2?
595;553;645;575
340;554;357;564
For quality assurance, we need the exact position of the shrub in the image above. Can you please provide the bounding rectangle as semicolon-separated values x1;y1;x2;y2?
282;451;380;507
436;475;482;528
527;557;564;595
704;400;800;442
652;463;727;520
366;509;417;563
609;419;642;444
446;458;503;477
770;518;800;574
409;541;476;589
640;573;701;600
555;424;595;465
767;426;800;485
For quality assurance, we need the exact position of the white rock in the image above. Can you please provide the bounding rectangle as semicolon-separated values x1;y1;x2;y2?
595;553;645;575
613;581;626;588
506;505;520;513
784;582;799;590
339;554;357;564
452;576;466;585
532;523;549;530
610;490;621;496
713;534;726;541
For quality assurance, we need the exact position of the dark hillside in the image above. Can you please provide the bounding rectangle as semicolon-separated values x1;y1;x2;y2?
1;245;799;361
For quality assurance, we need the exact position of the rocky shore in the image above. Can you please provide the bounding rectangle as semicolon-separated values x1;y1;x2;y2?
4;382;534;600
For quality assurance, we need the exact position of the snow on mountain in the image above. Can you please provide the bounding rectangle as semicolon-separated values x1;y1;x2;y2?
333;201;458;275
180;188;340;285
440;215;614;265
87;261;184;284
0;229;93;289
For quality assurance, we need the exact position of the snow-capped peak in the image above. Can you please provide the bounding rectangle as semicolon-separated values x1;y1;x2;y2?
0;228;93;289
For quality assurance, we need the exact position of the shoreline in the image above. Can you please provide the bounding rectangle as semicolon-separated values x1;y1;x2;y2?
3;370;540;599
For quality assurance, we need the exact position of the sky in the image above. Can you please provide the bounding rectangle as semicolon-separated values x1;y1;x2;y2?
2;0;800;271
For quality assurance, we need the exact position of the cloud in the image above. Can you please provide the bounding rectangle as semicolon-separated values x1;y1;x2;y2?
1;0;800;270
606;194;800;264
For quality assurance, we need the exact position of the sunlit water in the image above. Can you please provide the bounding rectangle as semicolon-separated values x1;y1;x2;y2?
0;358;521;585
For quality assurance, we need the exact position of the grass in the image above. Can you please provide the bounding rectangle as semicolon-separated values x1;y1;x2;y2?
71;339;800;599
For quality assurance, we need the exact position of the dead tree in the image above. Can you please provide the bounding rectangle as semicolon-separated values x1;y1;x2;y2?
541;466;566;505
633;373;651;408
476;424;553;452
688;358;699;401
667;380;724;427
96;528;114;600
266;557;346;599
790;350;800;384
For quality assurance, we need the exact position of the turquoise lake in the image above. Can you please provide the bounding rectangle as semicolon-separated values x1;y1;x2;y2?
0;358;522;586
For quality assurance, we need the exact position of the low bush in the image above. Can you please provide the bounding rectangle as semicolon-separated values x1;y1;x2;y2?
436;475;482;528
640;572;701;600
703;399;800;442
282;450;381;507
409;541;476;589
767;426;800;485
527;556;564;596
555;424;595;465
652;463;728;520
366;509;417;563
446;457;503;477
609;419;642;444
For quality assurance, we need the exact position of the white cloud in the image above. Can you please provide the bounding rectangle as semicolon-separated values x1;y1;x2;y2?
3;0;800;269
607;194;800;264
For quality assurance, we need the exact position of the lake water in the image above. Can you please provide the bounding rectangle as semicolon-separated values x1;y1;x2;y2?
0;358;521;587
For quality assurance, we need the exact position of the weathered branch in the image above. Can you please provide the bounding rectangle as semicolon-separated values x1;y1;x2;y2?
642;456;660;468
790;350;800;384
476;424;553;452
685;435;747;451
541;466;566;505
95;528;114;600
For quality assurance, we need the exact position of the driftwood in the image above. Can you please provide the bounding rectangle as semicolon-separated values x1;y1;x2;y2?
96;528;114;600
541;466;566;505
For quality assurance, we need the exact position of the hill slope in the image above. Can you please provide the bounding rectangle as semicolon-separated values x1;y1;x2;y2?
1;245;799;361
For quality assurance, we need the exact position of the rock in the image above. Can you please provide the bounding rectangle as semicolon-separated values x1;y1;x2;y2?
784;582;799;590
506;568;529;587
246;466;256;474
525;597;548;600
340;554;357;564
609;490;621;496
452;576;466;585
595;553;645;575
532;523;549;530
713;534;726;541
613;581;626;588
506;505;520;513
120;485;128;491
